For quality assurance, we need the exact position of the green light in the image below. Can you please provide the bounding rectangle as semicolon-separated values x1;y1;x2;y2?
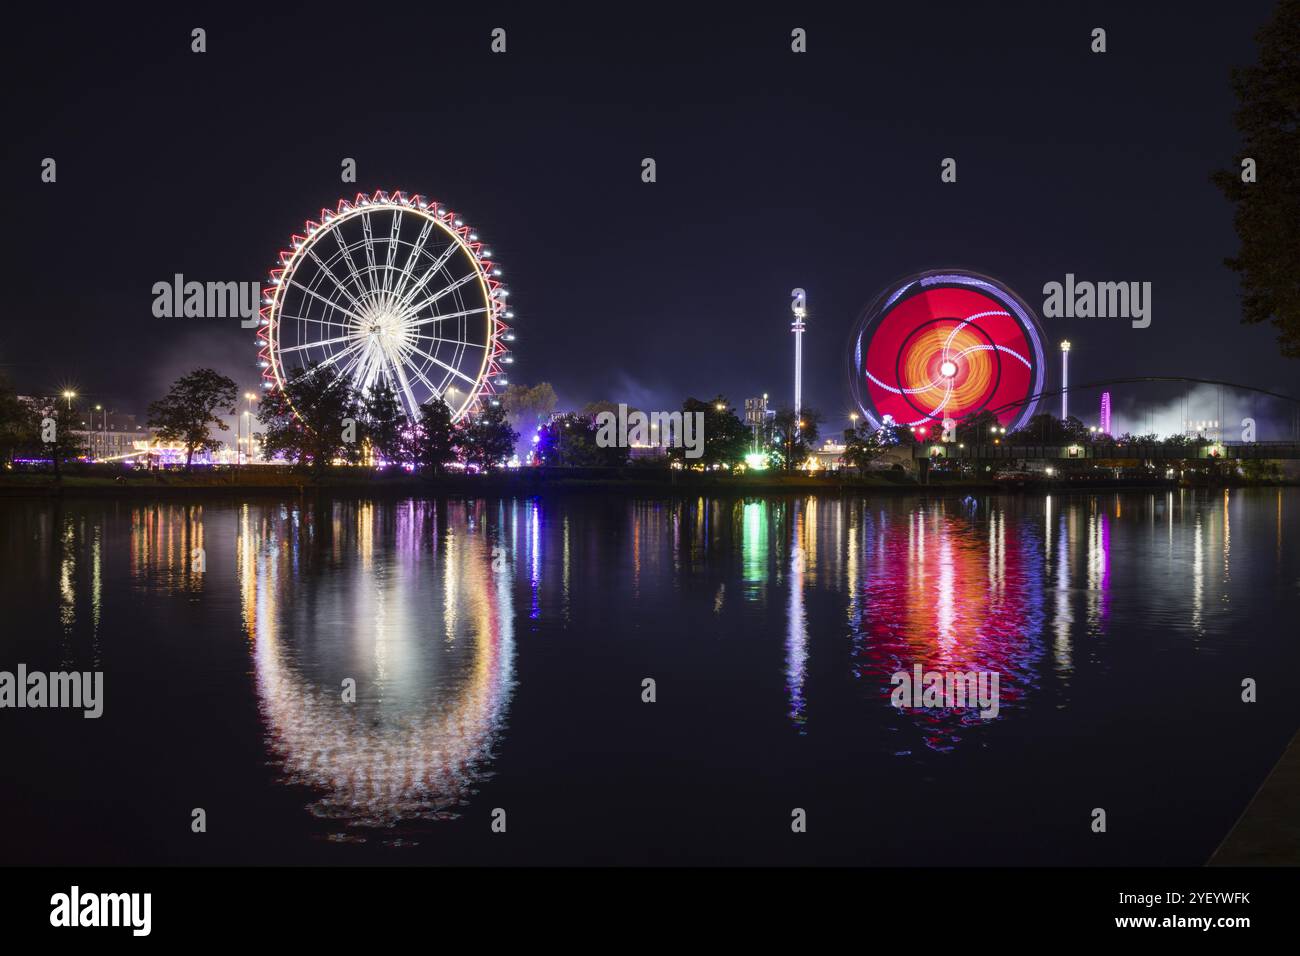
744;452;769;471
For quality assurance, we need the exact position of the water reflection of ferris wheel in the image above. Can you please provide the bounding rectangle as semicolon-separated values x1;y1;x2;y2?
237;500;516;838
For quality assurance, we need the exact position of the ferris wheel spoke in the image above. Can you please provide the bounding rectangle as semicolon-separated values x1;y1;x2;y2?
360;210;383;299
391;217;436;303
419;336;485;349
350;349;370;391
409;345;480;387
303;245;368;314
311;339;366;379
370;338;404;394
278;332;360;353
337;341;371;384
408;305;487;329
357;347;383;393
381;210;403;295
394;240;464;311
403;360;449;414
399;272;478;320
275;312;352;329
384;351;421;419
331;226;374;309
286;278;367;324
362;337;395;392
316;337;365;366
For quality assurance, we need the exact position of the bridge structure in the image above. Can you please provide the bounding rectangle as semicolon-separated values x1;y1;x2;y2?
903;375;1300;463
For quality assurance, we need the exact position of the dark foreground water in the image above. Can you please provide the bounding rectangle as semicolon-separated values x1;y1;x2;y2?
1;489;1297;865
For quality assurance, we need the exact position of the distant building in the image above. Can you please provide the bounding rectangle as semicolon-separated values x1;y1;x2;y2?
1182;418;1221;442
744;394;776;445
16;395;254;465
19;395;155;462
64;403;148;461
72;408;152;461
809;437;846;471
80;427;156;461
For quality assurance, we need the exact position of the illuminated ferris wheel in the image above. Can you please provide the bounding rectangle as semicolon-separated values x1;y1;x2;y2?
258;190;513;422
847;270;1047;433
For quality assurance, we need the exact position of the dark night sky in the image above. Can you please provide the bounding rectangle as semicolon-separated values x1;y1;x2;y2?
3;0;1295;435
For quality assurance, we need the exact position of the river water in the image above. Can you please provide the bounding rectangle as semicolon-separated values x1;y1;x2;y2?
1;488;1297;864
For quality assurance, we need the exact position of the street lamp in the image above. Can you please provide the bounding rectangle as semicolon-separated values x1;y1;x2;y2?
61;390;76;410
242;392;257;466
1059;340;1071;420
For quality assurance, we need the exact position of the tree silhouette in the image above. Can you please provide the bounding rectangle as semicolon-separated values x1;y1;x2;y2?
147;368;237;470
1212;0;1300;357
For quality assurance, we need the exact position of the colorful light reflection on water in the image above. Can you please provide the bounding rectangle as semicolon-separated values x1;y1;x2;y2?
235;499;517;843
845;500;1050;752
5;487;1281;864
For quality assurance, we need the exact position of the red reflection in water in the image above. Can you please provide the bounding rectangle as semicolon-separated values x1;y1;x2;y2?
849;504;1045;752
